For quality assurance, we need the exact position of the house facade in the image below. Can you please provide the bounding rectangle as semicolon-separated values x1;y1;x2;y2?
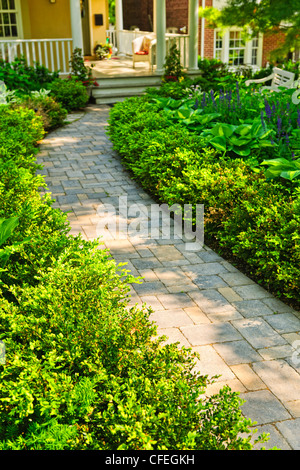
0;0;286;76
0;0;109;73
123;0;286;70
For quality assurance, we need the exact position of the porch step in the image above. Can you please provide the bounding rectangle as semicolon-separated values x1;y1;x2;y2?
92;75;162;104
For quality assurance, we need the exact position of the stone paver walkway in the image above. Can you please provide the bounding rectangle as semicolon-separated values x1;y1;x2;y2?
38;104;300;450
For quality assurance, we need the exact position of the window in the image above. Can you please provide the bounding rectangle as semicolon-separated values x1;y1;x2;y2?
215;31;223;61
228;31;245;66
251;35;259;65
0;0;18;38
214;29;262;68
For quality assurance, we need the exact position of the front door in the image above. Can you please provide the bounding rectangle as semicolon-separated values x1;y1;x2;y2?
81;0;91;56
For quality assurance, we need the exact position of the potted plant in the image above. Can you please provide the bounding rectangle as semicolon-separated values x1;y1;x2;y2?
94;42;113;60
163;42;185;82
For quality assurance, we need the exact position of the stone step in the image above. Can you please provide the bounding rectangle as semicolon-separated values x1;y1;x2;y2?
93;75;162;88
92;76;161;104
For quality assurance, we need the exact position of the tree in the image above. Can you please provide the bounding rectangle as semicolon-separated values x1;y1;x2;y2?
108;0;116;25
199;0;300;59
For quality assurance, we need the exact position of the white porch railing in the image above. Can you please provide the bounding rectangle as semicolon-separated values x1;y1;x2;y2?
106;29;190;69
0;38;73;74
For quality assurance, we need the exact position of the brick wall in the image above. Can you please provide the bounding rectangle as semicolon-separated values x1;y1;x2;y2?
262;31;286;66
123;0;189;32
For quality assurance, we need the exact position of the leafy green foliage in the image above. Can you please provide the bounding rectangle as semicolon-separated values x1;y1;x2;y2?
0;244;267;450
200;0;300;59
0;106;70;290
201;119;275;158
0;56;59;96
108;95;300;307
69;48;95;86
196;58;247;92
0;217;26;271
163;42;185;81
49;77;89;112
261;157;300;181
11;94;68;131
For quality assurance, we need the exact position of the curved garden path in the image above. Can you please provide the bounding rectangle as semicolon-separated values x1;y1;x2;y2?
38;104;300;450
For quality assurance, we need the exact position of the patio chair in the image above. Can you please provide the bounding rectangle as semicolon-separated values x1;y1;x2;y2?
132;35;156;69
245;67;295;92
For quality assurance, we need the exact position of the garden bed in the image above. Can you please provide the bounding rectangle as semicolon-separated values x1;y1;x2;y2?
108;81;300;310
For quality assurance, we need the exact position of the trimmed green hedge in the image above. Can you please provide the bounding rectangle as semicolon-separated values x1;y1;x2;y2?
0;105;268;449
108;96;300;308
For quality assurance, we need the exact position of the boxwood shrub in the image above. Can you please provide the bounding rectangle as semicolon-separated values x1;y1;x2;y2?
108;96;300;308
0;105;270;449
49;77;89;112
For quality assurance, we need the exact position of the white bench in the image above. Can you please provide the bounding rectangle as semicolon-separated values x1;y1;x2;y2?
245;67;295;92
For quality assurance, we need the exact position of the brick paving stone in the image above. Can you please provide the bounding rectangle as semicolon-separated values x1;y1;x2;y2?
139;295;164;311
218;287;243;302
252;360;300;402
251;425;292;450
152;267;190;286
150;309;195;328
276;419;300;450
157;293;197;310
104;239;137;256
263;313;300;333
232;318;287;349
137;269;159;282
239;390;291;424
156;328;191;348
192;275;228;290
133;281;169;296
182;262;229;278
192;345;236;382
233;299;274;318
131;257;163;270
262;297;296;314
198;251;224;263
258;344;296;360
166;282;200;294
213;340;261;365
184;307;211;324
149;245;184;261
204;378;246;396
181;322;242;346
283;332;300;345
219;272;255;286
189;289;239;318
230;364;266;391
284;400;300;418
233;284;273;300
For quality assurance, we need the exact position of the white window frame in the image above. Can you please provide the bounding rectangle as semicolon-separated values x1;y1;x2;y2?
0;0;22;39
214;28;263;70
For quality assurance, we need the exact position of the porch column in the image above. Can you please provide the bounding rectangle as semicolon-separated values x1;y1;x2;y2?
70;0;83;51
115;0;124;55
188;0;199;71
155;0;166;74
115;0;123;31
